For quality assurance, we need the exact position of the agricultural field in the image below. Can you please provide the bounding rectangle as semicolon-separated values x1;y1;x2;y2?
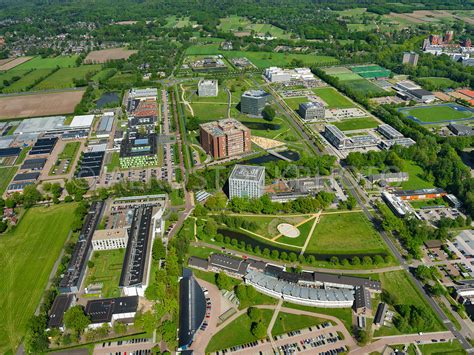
84;248;125;298
0;57;33;71
399;104;474;125
333;117;379;131
12;55;79;70
164;15;197;28
312;87;354;109
0;69;30;91
33;64;101;90
84;48;137;64
305;212;387;255
0;203;77;354
1;69;54;93
0;89;85;119
206;309;274;352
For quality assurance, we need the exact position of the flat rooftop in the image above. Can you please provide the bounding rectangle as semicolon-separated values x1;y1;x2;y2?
14;116;66;135
229;164;265;182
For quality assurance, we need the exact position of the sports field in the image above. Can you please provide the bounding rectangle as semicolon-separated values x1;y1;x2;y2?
13;55;79;70
0;204;77;354
399;104;474;124
312;87;353;109
33;64;101;90
332;72;363;81
333;117;379;131
305;212;386;255
351;65;391;79
341;79;388;96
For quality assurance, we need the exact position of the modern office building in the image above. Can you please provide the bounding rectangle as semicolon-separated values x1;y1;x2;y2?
377;124;404;140
402;51;419;66
264;67;314;82
407;88;436;103
199;118;251;160
240;90;270;116
198;79;218;97
91;228;129;251
96;113;115;138
298;102;325;121
85;296;139;329
228;164;265;199
323;125;378;150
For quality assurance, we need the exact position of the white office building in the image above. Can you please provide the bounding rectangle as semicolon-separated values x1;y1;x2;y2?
298;102;325;121
264;67;314;82
91;228;128;251
229;165;265;199
198;79;218;97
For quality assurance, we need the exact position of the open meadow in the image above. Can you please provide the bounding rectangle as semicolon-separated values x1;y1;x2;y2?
0;203;77;354
33;65;101;90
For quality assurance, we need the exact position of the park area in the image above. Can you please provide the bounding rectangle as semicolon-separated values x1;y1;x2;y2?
0;89;85;119
218;15;294;39
0;203;77;354
305;212;387;256
399;104;474;125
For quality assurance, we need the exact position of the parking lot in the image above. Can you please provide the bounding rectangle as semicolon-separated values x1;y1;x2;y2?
418;207;465;224
215;322;352;355
93;337;154;355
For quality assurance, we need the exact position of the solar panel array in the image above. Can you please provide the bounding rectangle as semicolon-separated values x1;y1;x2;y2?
13;172;40;182
0;147;21;158
30;137;58;155
75;151;105;178
21;158;47;171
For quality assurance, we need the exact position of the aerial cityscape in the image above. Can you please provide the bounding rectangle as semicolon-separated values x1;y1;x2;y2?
0;1;474;354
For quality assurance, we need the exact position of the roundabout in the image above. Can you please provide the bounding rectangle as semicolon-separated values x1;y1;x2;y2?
277;223;300;238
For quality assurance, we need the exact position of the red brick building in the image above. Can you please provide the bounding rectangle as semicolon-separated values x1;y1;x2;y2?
199;118;251;160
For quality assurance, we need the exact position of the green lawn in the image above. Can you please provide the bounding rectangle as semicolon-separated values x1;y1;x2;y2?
1;69;54;93
0;204;77;354
416;77;462;90
218;15;294;39
13;56;79;70
206;309;274;352
284;96;310;110
59;141;81;159
282;302;353;334
277;217;315;247
306;212;386;255
106;152;120;172
34;65;101;90
402;105;473;123
170;189;185;206
398;160;435;190
84;249;125;298
271;312;326;336
312;87;354;109
0;166;17;194
333;117;379;131
418;340;466;355
0;69;30;91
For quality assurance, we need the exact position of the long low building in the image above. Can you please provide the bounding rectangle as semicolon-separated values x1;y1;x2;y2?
85;296;139;329
394;188;447;200
245;269;354;308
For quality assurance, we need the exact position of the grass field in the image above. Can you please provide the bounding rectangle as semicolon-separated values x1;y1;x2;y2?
398;160;435;190
1;69;54;93
206;309;274;352
305;212;386;255
341;79;388;96
416;77;462;90
418;340;466;355
400;105;474;124
333;117;379;131
13;56;79;70
0;69;30;91
34;65;101;90
277;217;315;247
218;15;294;39
282;302;353;334
0;204;77;354
271;312;325;336
312;87;354;109
332;72;363;81
85;249;125;298
0;166;17;194
59;141;81;159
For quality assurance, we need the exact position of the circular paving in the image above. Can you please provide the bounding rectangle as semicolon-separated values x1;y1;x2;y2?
277;223;300;238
